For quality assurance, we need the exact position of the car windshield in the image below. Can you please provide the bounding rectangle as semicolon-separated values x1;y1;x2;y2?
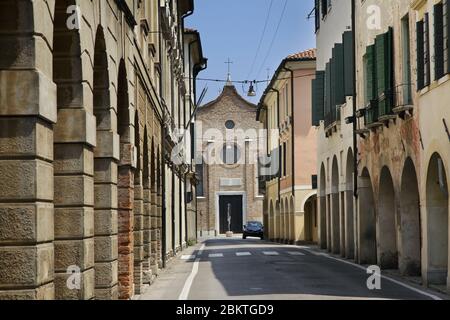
247;222;262;227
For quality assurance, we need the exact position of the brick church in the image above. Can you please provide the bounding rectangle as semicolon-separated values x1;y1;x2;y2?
195;80;264;236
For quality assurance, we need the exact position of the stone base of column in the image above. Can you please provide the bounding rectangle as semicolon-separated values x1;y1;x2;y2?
95;285;119;300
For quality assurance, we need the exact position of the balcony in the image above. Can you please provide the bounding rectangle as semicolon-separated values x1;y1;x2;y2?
324;105;341;136
392;83;414;118
364;100;383;129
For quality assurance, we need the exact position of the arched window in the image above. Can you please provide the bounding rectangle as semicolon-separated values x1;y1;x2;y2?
221;143;241;165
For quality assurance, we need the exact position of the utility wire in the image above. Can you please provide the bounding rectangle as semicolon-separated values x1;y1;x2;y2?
255;0;289;80
192;73;316;84
246;0;275;80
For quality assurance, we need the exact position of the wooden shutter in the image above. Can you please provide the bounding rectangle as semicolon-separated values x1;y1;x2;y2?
435;3;445;80
330;54;336;122
366;45;377;102
376;28;394;116
343;31;354;96
417;20;425;90
312;71;325;126
334;43;345;106
325;62;332;126
424;13;431;86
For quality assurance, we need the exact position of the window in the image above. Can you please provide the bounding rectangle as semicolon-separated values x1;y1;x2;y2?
221;144;241;165
284;84;289;118
401;15;412;105
417;14;431;89
225;120;235;130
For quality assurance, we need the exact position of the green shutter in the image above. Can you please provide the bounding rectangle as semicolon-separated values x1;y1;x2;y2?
330;54;336;122
417;20;425;90
435;3;445;80
312;71;325;126
334;43;345;105
343;31;354;96
325;62;331;126
376;28;394;116
365;45;376;102
424;13;431;86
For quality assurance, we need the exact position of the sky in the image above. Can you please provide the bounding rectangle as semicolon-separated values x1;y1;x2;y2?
186;0;316;105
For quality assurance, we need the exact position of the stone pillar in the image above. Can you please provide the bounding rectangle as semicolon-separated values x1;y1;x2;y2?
118;144;134;299
133;171;144;294
344;189;355;259
0;73;56;300
93;150;119;299
318;195;327;249
142;185;152;283
157;194;163;269
150;191;159;275
330;191;340;254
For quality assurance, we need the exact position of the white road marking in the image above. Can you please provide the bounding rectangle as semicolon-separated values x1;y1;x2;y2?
178;258;201;300
236;252;252;256
197;244;206;256
302;249;443;301
287;251;305;256
263;251;279;256
181;255;196;260
209;253;224;258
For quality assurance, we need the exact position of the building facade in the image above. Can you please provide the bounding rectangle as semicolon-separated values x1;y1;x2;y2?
257;50;318;244
0;0;206;300
196;83;263;236
312;0;450;292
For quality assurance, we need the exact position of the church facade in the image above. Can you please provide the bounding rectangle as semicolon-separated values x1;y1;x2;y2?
195;84;264;236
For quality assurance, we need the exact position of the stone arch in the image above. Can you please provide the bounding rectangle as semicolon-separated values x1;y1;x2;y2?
358;168;377;265
331;156;340;254
319;163;327;249
92;25;119;300
399;157;421;276
303;193;318;243
53;0;95;300
345;149;355;259
425;153;448;285
116;59;135;299
378;166;398;269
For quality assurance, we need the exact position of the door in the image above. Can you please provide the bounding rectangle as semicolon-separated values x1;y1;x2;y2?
219;195;243;234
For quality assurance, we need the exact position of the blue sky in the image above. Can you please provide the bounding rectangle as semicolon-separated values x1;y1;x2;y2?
186;0;316;105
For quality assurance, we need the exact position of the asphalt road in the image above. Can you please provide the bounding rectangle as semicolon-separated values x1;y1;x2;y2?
140;237;448;300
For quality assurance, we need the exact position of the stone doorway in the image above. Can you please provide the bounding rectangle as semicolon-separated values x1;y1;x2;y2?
219;195;244;234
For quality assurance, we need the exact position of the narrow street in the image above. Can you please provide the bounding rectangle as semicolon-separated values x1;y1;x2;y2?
140;237;446;301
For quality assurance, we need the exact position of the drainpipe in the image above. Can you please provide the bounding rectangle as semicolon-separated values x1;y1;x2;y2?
269;88;281;204
351;0;358;199
283;66;296;196
161;123;167;268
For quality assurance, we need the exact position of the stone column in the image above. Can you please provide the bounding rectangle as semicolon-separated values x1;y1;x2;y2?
0;37;56;300
142;184;152;283
133;170;144;294
93;144;119;300
118;144;134;299
157;194;163;269
150;191;159;275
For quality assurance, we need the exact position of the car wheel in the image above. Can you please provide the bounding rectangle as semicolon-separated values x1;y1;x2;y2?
243;235;247;239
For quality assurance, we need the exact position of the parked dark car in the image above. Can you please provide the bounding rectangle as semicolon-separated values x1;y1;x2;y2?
243;221;264;240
